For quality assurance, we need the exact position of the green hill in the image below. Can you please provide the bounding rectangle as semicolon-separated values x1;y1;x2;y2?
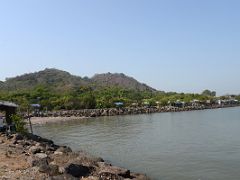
0;68;156;93
92;73;156;91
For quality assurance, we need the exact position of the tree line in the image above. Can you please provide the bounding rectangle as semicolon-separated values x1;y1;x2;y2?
0;85;238;111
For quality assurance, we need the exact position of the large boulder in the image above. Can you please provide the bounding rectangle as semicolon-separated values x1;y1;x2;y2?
65;164;92;178
28;153;49;167
28;153;61;176
26;133;54;145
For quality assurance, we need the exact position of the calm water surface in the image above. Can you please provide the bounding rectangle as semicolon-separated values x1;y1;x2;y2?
34;107;240;180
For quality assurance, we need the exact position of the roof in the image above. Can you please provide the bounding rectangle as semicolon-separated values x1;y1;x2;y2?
31;104;41;108
0;100;18;108
114;102;124;106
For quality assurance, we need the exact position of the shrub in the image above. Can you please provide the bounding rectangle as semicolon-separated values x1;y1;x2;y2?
11;114;28;134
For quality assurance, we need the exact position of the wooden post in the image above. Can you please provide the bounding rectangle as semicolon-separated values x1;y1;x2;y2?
27;107;33;134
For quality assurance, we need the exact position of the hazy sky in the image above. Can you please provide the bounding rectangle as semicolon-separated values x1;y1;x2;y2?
0;0;239;95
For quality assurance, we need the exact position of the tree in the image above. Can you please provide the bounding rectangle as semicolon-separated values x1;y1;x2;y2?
80;93;96;109
202;90;216;97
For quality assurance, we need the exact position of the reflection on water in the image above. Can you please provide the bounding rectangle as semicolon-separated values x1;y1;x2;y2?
34;107;240;180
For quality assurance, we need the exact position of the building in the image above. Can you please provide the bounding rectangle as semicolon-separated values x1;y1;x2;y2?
0;100;18;125
114;102;124;108
173;100;185;108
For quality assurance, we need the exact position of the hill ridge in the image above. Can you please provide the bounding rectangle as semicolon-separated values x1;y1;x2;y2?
0;68;156;92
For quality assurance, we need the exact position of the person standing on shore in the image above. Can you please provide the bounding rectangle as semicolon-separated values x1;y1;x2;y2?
0;115;4;131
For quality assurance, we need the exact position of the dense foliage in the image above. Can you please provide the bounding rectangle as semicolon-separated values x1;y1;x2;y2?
0;85;221;111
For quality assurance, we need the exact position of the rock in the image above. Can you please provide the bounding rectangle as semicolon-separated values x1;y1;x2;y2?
20;140;31;147
54;151;63;156
29;146;43;154
90;112;97;117
7;134;15;139
99;172;123;180
35;153;48;159
5;149;13;157
27;154;49;167
90;156;104;163
82;176;99;180
26;133;54;145
28;155;59;176
38;160;50;173
55;146;72;154
0;132;149;179
46;145;57;152
35;142;41;147
65;164;92;178
101;110;108;116
130;173;150;180
48;174;79;180
47;164;60;176
98;162;131;178
58;166;66;174
13;134;24;141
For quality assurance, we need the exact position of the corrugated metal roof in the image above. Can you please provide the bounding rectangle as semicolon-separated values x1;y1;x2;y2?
0;100;18;108
31;104;41;108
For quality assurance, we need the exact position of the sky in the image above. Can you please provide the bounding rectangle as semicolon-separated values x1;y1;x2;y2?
0;0;240;95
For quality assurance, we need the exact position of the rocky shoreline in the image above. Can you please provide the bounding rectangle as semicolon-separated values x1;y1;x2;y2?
0;132;149;180
33;104;240;120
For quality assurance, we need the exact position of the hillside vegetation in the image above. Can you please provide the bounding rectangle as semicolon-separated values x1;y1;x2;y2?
92;73;156;91
0;68;154;92
1;69;88;92
0;68;156;110
0;68;237;111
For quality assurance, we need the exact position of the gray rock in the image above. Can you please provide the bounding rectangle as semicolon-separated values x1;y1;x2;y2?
27;154;49;167
98;162;131;178
29;146;43;154
28;155;59;176
99;172;123;180
20;140;31;147
35;153;48;159
48;174;79;180
54;151;63;156
38;160;50;173
58;166;66;174
14;134;24;141
47;164;60;176
90;112;97;117
46;145;57;152
101;110;108;116
55;146;72;154
130;173;150;180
